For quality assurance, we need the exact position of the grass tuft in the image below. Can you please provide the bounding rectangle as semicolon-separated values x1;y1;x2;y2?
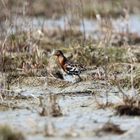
0;125;25;140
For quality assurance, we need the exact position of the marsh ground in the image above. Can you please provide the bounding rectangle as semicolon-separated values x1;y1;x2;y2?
0;0;140;140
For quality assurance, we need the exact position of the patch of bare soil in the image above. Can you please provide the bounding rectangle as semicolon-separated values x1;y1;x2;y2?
0;61;140;140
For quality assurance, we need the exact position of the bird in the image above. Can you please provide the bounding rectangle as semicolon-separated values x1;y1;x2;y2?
54;50;85;82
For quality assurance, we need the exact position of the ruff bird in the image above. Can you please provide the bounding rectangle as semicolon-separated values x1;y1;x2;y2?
54;50;85;82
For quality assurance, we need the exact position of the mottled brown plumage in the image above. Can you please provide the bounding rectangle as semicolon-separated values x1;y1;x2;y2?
54;50;85;81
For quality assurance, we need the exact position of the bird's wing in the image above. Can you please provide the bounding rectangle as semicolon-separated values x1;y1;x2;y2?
64;62;86;75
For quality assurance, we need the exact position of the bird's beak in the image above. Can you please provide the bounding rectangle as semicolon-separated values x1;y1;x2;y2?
54;52;58;56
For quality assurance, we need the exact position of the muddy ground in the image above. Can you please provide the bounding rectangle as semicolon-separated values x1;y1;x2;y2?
0;1;140;139
0;65;140;140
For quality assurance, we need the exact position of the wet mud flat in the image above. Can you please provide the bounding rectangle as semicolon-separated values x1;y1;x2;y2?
0;68;140;140
1;1;140;139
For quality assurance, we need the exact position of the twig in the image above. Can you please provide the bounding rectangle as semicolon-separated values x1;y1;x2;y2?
79;0;86;46
55;90;92;96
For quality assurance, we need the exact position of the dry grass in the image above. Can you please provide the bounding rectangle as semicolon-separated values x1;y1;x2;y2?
1;0;140;19
44;122;56;137
0;0;140;139
0;125;25;140
116;104;140;116
96;122;126;136
39;94;63;117
115;96;140;116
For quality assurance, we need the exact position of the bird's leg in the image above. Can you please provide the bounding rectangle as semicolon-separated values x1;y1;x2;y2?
78;74;82;80
76;74;82;82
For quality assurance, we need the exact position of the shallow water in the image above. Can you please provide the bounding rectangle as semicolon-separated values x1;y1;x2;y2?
1;15;140;38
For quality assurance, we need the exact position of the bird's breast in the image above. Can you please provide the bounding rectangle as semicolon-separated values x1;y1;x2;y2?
57;56;66;70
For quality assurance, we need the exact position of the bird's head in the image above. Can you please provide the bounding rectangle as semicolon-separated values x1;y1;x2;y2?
54;50;63;57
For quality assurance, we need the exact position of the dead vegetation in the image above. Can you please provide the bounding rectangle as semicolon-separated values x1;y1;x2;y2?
0;125;25;140
96;122;126;136
116;104;140;116
0;0;140;139
1;0;140;19
115;96;140;116
39;94;63;117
